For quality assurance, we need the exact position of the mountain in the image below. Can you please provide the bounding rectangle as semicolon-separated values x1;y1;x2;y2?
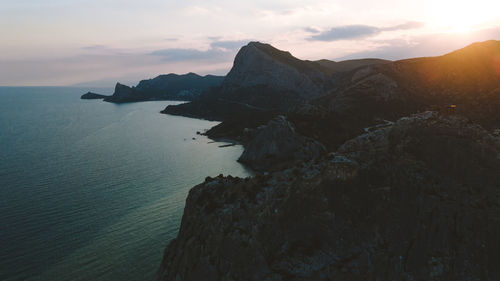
161;42;390;139
163;40;500;149
296;40;500;149
162;42;348;117
157;40;500;280
91;73;224;103
315;58;391;73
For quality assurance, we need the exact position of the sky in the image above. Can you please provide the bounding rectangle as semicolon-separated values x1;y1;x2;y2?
1;0;499;86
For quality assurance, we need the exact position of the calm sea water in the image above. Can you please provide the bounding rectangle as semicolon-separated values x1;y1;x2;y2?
0;87;252;281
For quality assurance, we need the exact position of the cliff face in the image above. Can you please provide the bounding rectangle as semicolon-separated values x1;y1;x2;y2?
103;73;224;103
157;112;500;281
103;83;140;103
238;115;326;171
222;42;331;101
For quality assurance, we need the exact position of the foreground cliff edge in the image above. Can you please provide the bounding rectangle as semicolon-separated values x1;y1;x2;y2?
157;41;500;280
158;112;500;280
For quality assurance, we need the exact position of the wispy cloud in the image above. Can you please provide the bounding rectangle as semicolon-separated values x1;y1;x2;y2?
151;48;224;62
309;25;380;41
309;21;425;42
151;39;250;62
304;27;320;33
381;21;425;31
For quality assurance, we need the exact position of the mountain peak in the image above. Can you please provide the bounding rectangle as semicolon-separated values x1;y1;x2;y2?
243;41;296;63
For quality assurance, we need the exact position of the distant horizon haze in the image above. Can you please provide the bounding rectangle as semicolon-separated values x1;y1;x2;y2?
1;0;499;87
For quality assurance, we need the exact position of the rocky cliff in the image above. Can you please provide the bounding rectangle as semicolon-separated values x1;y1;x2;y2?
157;112;500;281
99;73;224;103
161;42;344;120
221;42;332;101
238;116;326;171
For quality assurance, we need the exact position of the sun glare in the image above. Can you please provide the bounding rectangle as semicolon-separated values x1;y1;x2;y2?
430;0;499;33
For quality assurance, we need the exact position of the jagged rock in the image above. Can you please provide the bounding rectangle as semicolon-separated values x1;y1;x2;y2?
238;115;326;171
103;83;144;103
102;73;224;103
222;42;330;101
157;112;500;281
160;41;348;124
80;91;108;99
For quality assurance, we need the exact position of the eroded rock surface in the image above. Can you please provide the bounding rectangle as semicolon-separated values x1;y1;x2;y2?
238;116;326;171
158;112;500;281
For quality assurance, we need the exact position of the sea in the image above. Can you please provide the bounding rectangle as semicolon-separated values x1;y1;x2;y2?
0;87;253;281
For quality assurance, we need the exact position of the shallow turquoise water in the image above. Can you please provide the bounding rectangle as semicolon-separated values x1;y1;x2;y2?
0;87;252;281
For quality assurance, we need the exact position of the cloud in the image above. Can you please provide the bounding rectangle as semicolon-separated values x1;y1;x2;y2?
150;48;224;62
82;45;108;50
309;25;380;41
151;39;250;62
309;21;425;42
381;21;425;31
304;27;320;33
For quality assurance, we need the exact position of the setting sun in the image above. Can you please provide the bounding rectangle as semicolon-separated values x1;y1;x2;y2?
430;0;500;33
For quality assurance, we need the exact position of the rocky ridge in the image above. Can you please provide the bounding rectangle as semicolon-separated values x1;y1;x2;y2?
163;40;500;146
157;112;500;281
82;73;224;103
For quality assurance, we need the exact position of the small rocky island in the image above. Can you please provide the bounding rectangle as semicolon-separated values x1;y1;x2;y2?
80;91;108;99
156;40;500;280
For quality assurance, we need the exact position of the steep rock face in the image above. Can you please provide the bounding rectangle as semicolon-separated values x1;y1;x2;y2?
157;112;500;281
103;83;144;103
103;73;224;103
222;42;330;101
161;42;343;123
238;116;326;171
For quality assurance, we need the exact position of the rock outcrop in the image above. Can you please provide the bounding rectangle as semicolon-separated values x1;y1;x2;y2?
161;42;345;122
157;112;500;281
135;73;224;101
103;83;142;103
80;91;108;99
238;116;326;171
101;73;224;103
221;42;332;102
